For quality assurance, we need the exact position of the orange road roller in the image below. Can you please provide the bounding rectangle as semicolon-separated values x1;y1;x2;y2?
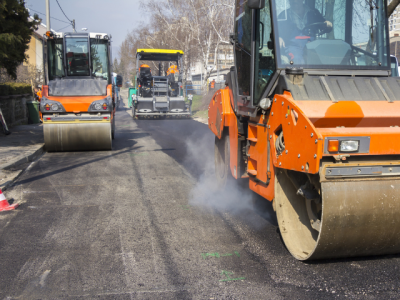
41;31;116;151
208;0;400;260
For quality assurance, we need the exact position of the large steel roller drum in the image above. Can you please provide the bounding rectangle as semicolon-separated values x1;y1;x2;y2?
44;123;112;152
275;170;400;260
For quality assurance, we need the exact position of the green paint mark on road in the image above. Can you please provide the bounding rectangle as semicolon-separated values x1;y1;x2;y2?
219;270;245;282
202;252;220;259
221;253;233;257
201;251;240;259
181;205;191;210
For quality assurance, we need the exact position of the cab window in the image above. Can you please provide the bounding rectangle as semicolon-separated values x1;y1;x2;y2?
272;0;389;69
254;2;276;105
235;0;252;96
65;37;90;76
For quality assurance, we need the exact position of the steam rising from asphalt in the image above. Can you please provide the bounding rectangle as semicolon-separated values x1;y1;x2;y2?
185;132;274;227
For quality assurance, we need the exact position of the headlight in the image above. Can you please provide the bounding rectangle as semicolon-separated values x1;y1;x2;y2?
340;140;359;152
40;97;65;113
89;96;112;112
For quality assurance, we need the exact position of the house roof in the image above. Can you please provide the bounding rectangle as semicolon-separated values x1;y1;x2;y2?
28;17;49;41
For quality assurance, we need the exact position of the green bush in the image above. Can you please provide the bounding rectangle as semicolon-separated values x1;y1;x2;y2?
0;82;32;96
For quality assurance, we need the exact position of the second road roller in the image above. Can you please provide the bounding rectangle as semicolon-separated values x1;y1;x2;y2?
40;31;116;151
208;0;400;260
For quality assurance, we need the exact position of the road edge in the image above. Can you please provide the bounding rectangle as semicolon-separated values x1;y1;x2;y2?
1;144;45;171
192;117;208;125
0;144;45;191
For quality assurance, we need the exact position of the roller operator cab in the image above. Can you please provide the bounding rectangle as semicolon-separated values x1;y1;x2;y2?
41;32;115;151
209;0;400;260
133;49;192;118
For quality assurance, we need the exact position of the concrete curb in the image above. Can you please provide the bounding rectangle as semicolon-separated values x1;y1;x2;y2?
0;144;45;191
0;170;23;191
0;144;45;171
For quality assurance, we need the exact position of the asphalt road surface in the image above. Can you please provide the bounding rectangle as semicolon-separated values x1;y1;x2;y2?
0;93;400;299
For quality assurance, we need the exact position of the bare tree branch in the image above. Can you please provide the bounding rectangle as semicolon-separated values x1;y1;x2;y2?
116;0;234;88
388;0;400;17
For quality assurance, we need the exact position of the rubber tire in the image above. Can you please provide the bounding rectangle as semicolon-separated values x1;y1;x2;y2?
111;115;115;140
214;132;231;188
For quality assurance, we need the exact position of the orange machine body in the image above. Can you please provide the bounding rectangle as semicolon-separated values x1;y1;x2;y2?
42;84;113;114
209;88;241;179
209;89;400;202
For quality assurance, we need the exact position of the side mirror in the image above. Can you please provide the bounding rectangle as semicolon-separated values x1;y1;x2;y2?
115;74;123;87
248;0;265;9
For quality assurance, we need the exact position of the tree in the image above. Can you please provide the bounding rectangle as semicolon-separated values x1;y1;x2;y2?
118;39;134;86
0;0;40;79
113;58;120;74
139;0;233;88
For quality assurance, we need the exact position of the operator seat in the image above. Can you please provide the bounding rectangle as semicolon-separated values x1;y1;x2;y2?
138;65;153;97
140;67;152;80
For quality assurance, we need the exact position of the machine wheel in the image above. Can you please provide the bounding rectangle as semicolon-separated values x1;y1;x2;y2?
214;132;231;188
275;168;400;260
44;122;112;151
111;116;115;140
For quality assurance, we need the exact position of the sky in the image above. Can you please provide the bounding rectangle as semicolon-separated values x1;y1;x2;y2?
24;0;149;60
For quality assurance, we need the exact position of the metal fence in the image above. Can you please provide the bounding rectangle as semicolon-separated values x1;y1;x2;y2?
185;83;226;96
185;85;203;96
213;82;226;90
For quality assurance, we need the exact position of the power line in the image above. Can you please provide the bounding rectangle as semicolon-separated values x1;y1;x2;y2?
56;24;72;31
28;8;71;24
55;0;72;23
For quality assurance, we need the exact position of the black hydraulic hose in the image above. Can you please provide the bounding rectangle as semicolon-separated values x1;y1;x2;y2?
275;131;285;154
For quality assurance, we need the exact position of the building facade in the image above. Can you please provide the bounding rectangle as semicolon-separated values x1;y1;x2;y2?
189;44;234;84
24;18;48;70
389;1;400;37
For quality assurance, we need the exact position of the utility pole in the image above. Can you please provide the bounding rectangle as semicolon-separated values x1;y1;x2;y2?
45;0;51;31
217;45;219;83
72;19;76;32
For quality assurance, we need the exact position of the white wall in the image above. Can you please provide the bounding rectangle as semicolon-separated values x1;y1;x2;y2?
35;37;43;69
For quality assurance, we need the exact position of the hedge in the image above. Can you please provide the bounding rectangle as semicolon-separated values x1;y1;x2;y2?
0;83;32;96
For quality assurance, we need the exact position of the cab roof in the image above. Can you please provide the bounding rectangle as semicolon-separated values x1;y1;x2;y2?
53;32;111;40
136;49;184;61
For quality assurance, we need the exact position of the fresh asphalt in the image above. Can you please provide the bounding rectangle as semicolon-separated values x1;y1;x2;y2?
0;92;399;299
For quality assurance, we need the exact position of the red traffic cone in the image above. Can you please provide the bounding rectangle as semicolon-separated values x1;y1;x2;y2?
0;188;18;211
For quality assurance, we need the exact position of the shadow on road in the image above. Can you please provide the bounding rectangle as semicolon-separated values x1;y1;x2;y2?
14;145;140;188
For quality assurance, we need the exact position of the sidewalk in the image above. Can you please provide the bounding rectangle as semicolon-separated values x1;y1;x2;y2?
0;124;44;190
